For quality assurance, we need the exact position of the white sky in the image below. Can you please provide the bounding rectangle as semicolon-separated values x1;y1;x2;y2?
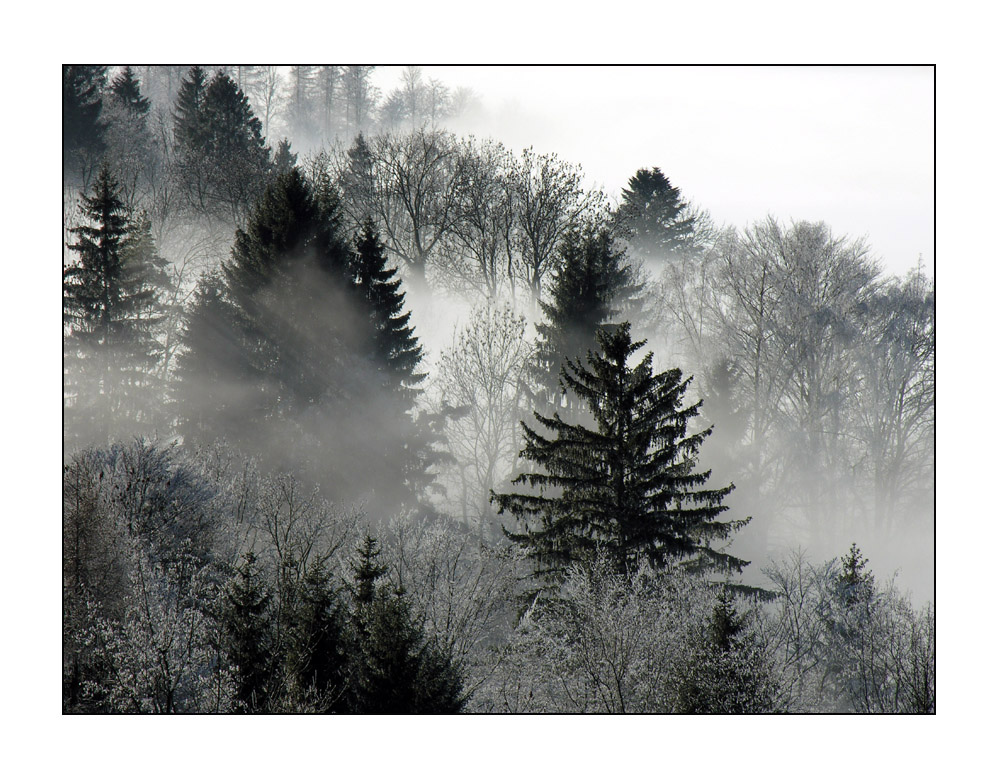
374;65;933;279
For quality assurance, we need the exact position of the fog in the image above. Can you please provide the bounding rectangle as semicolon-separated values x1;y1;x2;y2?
61;64;935;717
372;66;933;281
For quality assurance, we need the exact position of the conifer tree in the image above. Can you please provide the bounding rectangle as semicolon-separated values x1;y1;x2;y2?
280;561;348;712
531;226;642;416
352;218;424;400
837;542;875;607
172;66;208;150
224;552;275;713
175;171;439;510
64;165;168;446
613;167;697;260
63;66;108;185
172;69;271;222
676;590;777;713
109;66;150;118
272;138;298;175
345;537;465;714
494;323;749;585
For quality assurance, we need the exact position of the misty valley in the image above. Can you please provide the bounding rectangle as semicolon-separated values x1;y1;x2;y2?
62;65;934;714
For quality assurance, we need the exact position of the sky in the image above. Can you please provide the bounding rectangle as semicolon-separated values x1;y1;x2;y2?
374;65;933;279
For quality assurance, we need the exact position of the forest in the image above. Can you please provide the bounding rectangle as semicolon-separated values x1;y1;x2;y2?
62;64;934;714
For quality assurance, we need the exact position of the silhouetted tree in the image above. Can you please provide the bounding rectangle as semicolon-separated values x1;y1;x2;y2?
495;323;749;586
224;552;275;713
63;65;108;185
346;537;465;713
531;226;641;416
64;165;168;446
613;167;697;260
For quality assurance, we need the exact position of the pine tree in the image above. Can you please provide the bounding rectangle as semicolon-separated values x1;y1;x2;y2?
281;561;348;712
494;323;749;585
837;542;875;607
272;138;298;175
109;66;150;118
63;66;108;184
676;589;777;713
224;552;275;713
352;218;424;400
64;165;167;446
172;66;208;150
174;171;438;510
531;226;642;416
172;69;271;222
613;167;697;260
345;537;465;714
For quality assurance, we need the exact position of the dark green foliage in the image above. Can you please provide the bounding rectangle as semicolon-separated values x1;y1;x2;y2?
172;68;271;222
838;542;875;606
64;166;168;446
280;561;349;712
345;537;466;714
109;66;150;117
172;66;208;150
273;138;298;175
224;552;275;713
676;590;777;713
495;323;748;585
531;226;642;416
613;167;697;259
174;170;439;511
63;65;107;183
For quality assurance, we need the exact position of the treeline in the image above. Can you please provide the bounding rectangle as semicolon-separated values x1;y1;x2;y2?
63;65;934;713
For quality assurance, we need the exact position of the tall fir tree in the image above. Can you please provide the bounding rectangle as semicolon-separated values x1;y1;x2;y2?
279;560;348;712
224;552;275;713
175;170;439;511
64;165;168;447
352;218;424;400
172;66;208;150
612;167;697;260
109;66;150;118
63;66;108;185
272;138;298;176
531;226;642;417
172;68;271;222
345;537;465;714
494;323;749;586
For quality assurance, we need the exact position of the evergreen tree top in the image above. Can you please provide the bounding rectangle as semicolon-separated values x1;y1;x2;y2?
495;322;749;583
614;166;697;257
110;66;150;117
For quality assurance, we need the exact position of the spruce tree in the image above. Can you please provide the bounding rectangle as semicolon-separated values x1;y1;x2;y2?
531;226;642;417
352;218;424;401
272;138;298;175
173;69;271;222
109;66;150;118
281;561;348;712
676;590;777;713
345;537;465;714
612;167;697;260
172;66;208;150
224;552;275;713
174;171;438;510
64;165;167;446
494;323;749;585
63;66;108;184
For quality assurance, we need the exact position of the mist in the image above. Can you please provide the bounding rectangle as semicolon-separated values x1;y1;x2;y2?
62;64;934;714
